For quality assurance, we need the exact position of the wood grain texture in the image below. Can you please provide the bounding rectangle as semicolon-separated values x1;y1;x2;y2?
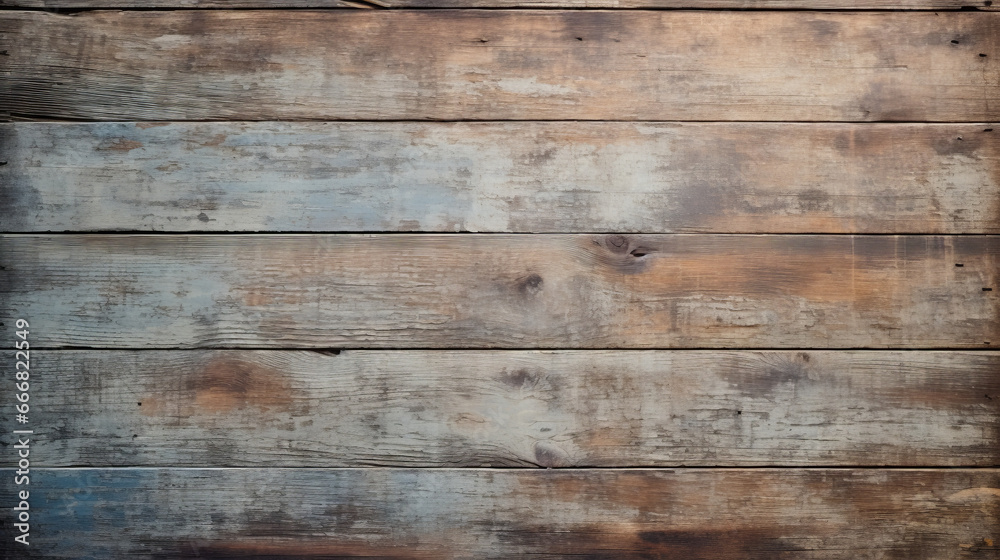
1;234;996;348
14;350;999;467
3;0;998;8
2;10;999;121
2;468;997;558
0;0;363;5
3;122;999;233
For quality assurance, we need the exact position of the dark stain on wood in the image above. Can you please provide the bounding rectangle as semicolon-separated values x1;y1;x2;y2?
805;17;843;38
142;357;297;415
516;273;544;296
933;132;984;157
498;367;540;390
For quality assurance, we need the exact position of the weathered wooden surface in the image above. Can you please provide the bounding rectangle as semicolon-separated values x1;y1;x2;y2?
3;0;998;7
2;11;999;121
2;468;997;558
12;350;999;467
4;0;1000;8
1;2;997;556
1;234;996;348
3;122;998;233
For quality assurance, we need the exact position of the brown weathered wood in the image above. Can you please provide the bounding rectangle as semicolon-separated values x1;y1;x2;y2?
0;0;364;5
0;0;368;4
18;350;1000;467
2;11;998;121
2;0;998;7
1;234;996;348
3;122;998;233
2;468;997;558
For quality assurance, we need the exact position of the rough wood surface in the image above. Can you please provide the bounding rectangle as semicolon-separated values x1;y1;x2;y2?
4;0;1000;8
2;10;998;121
13;350;999;467
0;0;363;5
2;468;997;558
3;122;998;233
1;234;996;349
3;0;998;7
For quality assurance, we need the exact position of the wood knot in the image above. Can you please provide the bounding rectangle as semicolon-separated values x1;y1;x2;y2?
605;234;630;254
517;273;544;296
533;441;570;468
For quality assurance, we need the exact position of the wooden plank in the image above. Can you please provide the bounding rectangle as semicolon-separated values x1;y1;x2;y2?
3;468;997;558
2;11;999;121
1;234;996;348
15;350;1000;467
3;122;998;234
0;0;363;6
3;0;998;8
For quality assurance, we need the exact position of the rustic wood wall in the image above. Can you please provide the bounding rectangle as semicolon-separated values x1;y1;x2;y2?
1;0;998;557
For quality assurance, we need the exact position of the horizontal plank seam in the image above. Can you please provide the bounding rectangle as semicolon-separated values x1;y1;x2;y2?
16;466;1000;471
5;116;1000;124
6;231;1000;236
3;120;997;125
0;6;995;11
5;233;1000;237
22;347;1000;351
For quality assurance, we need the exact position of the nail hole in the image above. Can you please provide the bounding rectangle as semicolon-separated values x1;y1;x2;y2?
137;402;142;406
313;349;341;356
736;410;742;415
984;287;993;291
0;161;7;166
957;136;964;141
477;38;488;43
630;250;649;258
981;53;988;57
986;128;995;132
955;263;964;267
951;39;960;44
576;37;583;41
